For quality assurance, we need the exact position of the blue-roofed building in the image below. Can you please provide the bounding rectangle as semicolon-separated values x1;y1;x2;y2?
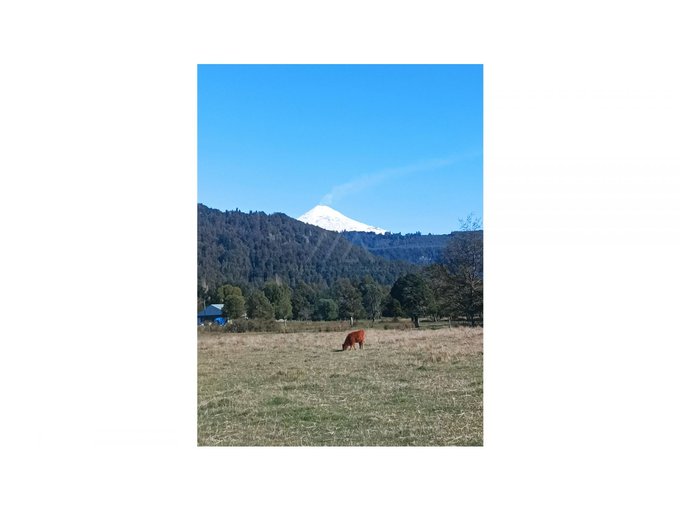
198;304;226;324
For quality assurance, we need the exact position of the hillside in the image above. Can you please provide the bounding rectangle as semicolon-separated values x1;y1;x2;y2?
341;231;452;265
198;204;415;292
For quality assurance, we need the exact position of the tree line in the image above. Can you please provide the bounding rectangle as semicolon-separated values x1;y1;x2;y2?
340;230;452;265
199;218;482;327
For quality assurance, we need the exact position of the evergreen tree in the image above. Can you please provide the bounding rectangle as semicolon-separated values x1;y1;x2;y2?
262;281;293;320
216;284;246;319
313;298;339;321
246;290;274;320
423;263;456;323
291;282;317;321
381;294;403;318
332;278;365;325
359;275;387;323
389;273;433;328
223;294;245;319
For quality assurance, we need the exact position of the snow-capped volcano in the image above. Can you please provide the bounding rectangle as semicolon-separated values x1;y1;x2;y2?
297;205;387;234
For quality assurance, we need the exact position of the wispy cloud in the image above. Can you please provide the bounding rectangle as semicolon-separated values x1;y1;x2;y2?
320;153;477;206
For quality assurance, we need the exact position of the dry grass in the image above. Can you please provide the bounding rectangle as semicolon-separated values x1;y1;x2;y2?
198;327;482;446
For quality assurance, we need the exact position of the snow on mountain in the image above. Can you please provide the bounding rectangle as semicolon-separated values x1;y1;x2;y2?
297;205;387;234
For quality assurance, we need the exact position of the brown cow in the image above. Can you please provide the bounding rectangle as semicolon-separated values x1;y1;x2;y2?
342;329;366;351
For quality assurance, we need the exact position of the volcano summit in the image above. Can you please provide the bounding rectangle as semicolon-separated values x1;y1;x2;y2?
297;205;387;234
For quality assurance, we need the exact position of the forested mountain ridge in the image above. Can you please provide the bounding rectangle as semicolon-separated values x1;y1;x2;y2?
340;231;452;265
198;204;416;292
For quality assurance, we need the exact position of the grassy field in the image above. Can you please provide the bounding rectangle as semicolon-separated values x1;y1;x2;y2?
198;327;483;446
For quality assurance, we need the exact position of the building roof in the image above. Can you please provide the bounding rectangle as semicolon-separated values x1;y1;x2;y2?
198;304;225;317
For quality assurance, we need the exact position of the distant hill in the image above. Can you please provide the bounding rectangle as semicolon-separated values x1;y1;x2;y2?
198;204;415;292
340;231;453;265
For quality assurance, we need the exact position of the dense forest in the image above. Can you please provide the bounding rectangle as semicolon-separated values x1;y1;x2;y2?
340;231;452;265
198;204;483;327
198;204;415;292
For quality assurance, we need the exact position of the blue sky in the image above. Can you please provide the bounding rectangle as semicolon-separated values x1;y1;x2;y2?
198;65;482;234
